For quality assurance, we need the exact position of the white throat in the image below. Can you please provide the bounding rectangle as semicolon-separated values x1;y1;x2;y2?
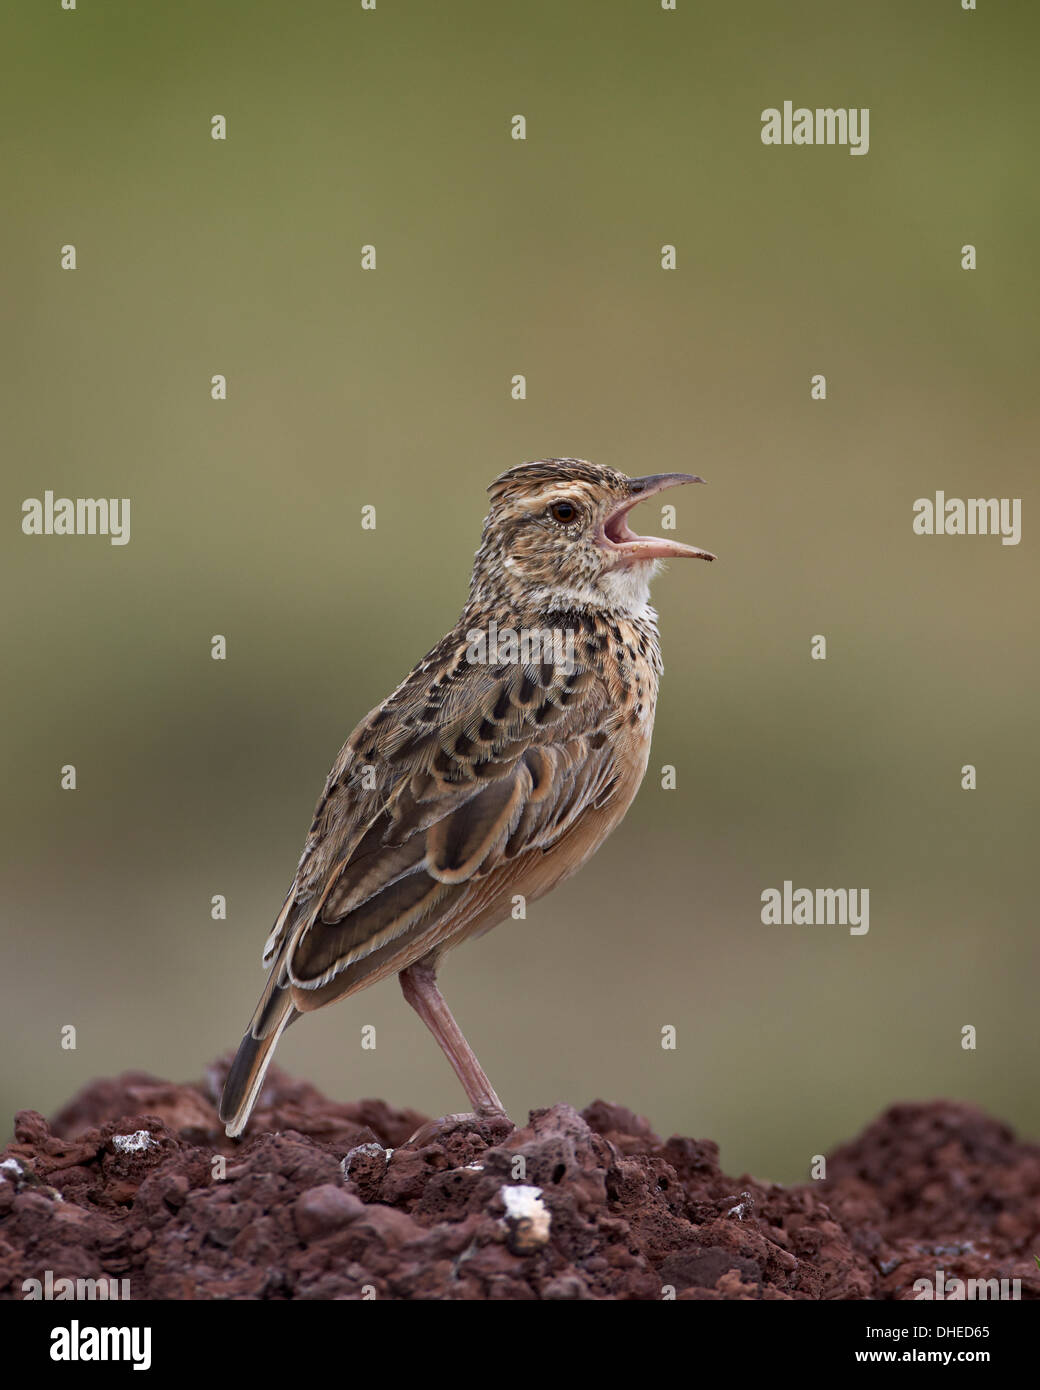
522;560;661;620
596;561;660;617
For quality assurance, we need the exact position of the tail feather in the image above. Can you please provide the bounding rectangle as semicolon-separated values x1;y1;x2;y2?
219;978;298;1138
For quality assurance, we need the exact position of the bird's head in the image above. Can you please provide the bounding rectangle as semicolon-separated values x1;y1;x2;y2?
469;458;715;616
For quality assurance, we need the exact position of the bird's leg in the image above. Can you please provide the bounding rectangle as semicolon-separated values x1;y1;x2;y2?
399;961;511;1141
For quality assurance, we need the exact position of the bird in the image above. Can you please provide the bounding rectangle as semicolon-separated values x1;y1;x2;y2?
219;458;715;1139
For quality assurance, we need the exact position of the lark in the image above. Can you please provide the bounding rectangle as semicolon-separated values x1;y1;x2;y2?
220;459;715;1138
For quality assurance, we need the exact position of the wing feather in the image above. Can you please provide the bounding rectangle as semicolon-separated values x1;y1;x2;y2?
260;627;625;1010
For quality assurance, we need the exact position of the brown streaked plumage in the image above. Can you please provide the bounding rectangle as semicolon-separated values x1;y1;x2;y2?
219;458;714;1138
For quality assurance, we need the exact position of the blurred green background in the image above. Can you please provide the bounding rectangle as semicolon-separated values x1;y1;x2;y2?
2;0;1037;1183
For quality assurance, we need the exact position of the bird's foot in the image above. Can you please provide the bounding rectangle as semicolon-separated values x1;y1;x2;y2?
405;1109;514;1148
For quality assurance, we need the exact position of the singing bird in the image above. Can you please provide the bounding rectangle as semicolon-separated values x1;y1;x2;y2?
219;458;714;1139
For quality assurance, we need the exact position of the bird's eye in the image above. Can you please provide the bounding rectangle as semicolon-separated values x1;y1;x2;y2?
548;500;579;525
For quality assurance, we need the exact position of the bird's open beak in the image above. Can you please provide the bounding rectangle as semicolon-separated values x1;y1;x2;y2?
598;473;716;566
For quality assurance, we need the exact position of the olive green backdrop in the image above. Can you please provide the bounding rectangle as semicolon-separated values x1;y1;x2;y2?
3;0;1036;1181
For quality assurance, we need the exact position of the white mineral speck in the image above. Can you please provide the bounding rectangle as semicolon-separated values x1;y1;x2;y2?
341;1142;387;1179
499;1184;551;1244
112;1131;156;1154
